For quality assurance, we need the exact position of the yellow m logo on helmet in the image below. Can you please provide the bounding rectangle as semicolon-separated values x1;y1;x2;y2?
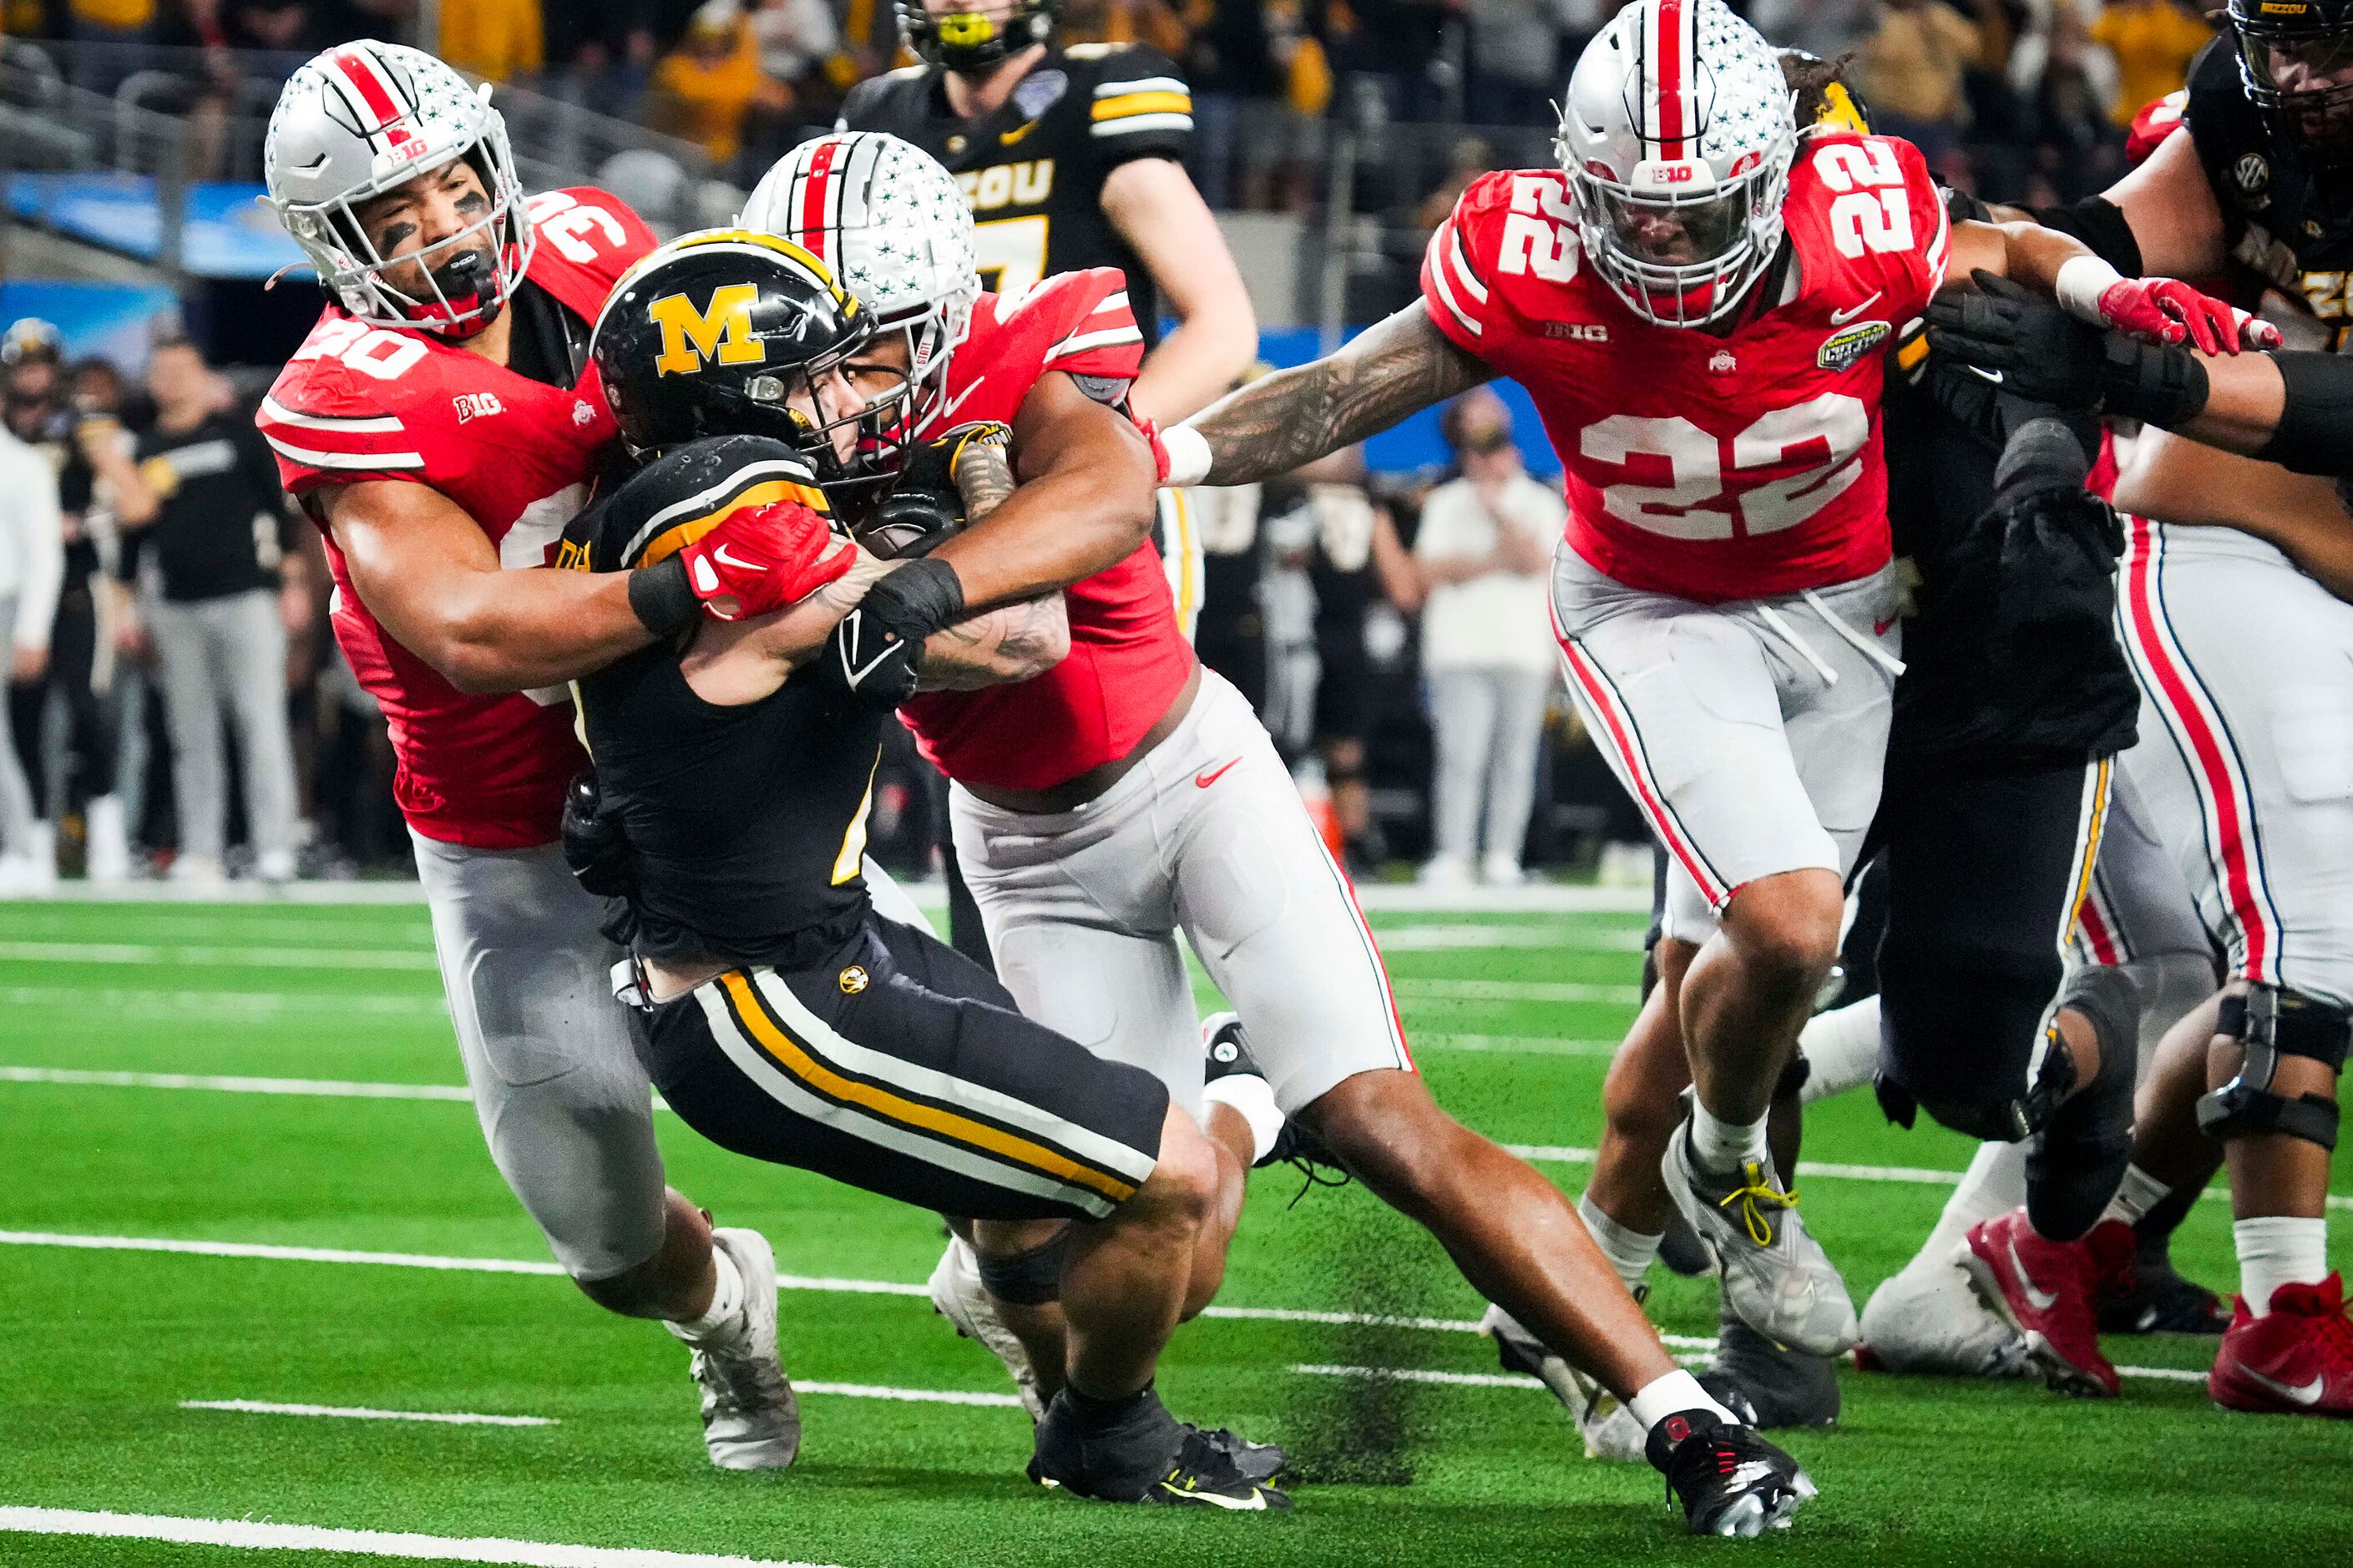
649;284;765;377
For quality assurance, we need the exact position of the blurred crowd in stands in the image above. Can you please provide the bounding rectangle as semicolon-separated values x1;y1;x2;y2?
4;0;2218;205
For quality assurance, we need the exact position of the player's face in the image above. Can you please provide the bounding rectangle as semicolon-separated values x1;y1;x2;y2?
1598;187;1752;269
352;159;499;309
786;335;912;468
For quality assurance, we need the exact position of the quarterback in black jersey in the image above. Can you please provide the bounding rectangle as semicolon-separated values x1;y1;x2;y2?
564;229;1288;1509
835;0;1252;427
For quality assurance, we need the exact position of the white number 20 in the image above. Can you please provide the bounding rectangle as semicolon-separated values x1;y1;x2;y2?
1813;140;1913;259
1579;392;1871;539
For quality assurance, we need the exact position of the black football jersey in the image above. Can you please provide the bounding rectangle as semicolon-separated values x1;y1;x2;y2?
836;43;1193;344
564;436;883;969
2187;37;2353;346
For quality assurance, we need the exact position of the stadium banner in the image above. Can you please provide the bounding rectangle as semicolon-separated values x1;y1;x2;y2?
1256;326;1560;478
0;279;181;371
5;175;307;280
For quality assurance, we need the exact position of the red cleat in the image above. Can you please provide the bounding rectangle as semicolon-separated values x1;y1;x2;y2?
1955;1207;2123;1397
2209;1273;2353;1418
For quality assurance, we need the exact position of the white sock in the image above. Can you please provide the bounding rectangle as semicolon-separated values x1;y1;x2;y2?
1577;1192;1663;1292
1797;995;1882;1105
1628;1368;1737;1430
2101;1164;2169;1228
2235;1216;2330;1316
667;1242;747;1343
1202;1070;1284;1166
1914;1139;2027;1268
1688;1099;1769;1176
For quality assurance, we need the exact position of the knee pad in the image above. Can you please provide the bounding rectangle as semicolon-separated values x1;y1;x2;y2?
2197;986;2350;1151
975;1232;1070;1306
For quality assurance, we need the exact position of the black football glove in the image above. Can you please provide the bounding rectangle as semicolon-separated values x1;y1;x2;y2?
853;422;1015;559
822;555;967;707
1928;270;2211;429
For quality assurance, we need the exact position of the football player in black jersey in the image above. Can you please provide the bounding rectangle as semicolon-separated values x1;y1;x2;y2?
836;0;1254;428
565;230;1289;1508
1887;7;2353;1417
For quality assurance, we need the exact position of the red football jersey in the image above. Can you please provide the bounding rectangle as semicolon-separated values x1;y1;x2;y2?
258;187;657;849
1421;133;1950;603
898;268;1195;792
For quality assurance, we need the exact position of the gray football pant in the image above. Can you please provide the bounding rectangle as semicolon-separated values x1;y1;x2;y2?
1426;665;1550;865
149;588;296;863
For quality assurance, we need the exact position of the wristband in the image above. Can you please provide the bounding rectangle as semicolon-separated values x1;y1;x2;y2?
2097;333;2209;429
627;556;697;638
2054;256;2125;326
2257;350;2353;477
865;554;967;641
1160;425;1212;488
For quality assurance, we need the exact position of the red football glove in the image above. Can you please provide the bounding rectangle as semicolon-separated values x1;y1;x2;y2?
1131;413;1172;484
680;499;854;622
2094;276;2280;355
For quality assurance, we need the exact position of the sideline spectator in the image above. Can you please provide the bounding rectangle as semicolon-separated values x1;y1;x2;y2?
0;402;63;896
106;339;302;885
2087;0;2211;125
1860;0;1982;165
1414;388;1563;888
751;0;839;97
441;0;544;83
650;0;786;170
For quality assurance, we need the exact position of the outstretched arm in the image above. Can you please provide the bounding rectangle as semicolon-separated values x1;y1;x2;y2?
1168;303;1493;488
918;438;1069;690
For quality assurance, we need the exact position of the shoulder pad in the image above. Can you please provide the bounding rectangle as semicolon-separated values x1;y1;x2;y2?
563;434;828;573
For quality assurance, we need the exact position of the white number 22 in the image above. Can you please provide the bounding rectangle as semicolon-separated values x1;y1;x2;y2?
1813;140;1913;259
1579;393;1871;539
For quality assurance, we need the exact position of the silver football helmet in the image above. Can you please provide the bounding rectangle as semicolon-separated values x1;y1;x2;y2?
741;132;979;445
262;40;534;338
1556;0;1797;327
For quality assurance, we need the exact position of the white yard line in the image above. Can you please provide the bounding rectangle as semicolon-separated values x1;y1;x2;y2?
182;1399;554;1427
1392;978;1644;1005
1413;1034;1624;1057
1375;925;1647;952
797;1382;1025;1408
0;941;441;971
0;1506;847;1566
0;986;447;1018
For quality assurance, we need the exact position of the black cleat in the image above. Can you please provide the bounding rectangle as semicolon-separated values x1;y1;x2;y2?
1646;1409;1815;1537
1033;1385;1291;1510
1202;1012;1350;1193
1698;1303;1841;1430
2096;1245;2231;1336
2027;966;2140;1242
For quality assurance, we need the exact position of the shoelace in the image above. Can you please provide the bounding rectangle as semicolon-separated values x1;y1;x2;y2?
1716;1161;1800;1247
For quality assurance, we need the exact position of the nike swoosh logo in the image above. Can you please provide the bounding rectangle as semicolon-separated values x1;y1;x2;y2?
2238;1365;2325;1405
937;377;986;425
1967;366;2005;385
711;544;756;572
1830;291;1884;326
1195;757;1240;788
837;611;903;688
999;118;1041;145
1157;1482;1270;1510
2006;1237;2060;1313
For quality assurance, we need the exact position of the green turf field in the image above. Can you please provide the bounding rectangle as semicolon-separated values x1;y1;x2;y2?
3;897;2349;1568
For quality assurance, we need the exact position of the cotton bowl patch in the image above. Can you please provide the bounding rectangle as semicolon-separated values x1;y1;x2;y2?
1818;320;1890;372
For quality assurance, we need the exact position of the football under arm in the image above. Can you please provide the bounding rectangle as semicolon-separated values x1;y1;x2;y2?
922;370;1158;611
1174;302;1494;488
911;436;1070;689
320;478;659;695
1101;155;1258;426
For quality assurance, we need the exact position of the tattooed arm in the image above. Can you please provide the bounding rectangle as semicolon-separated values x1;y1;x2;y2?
1175;303;1494;486
918;440;1070;690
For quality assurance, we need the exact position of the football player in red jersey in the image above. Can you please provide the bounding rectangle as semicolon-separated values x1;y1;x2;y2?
751;130;1818;1535
255;41;847;1469
1162;0;2260;1419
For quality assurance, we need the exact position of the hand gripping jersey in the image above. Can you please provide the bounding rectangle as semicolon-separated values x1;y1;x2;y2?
257;188;657;848
895;268;1187;792
2186;38;2353;347
837;43;1192;340
1422;133;1949;604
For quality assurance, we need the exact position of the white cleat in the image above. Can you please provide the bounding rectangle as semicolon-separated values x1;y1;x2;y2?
672;1227;801;1470
1662;1114;1859;1358
1857;1256;2035;1379
1479;1302;1647;1461
929;1232;1045;1420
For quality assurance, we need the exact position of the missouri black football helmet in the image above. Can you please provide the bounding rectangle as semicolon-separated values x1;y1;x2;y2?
591;230;892;482
895;0;1060;73
2228;0;2353;165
